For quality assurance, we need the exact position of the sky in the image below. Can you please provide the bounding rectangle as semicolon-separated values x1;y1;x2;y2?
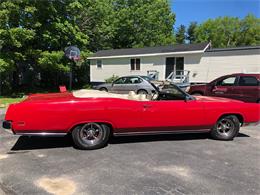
170;0;260;29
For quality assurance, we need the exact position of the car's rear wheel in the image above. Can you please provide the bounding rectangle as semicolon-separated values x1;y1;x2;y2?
192;92;203;96
211;115;240;140
99;87;108;92
72;123;110;150
137;89;148;95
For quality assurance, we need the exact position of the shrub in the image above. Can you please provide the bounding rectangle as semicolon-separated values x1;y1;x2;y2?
105;75;119;83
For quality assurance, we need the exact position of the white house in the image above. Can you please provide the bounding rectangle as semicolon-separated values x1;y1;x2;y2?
88;42;260;84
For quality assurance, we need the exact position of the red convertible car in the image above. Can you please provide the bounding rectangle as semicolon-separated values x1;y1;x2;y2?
3;84;260;150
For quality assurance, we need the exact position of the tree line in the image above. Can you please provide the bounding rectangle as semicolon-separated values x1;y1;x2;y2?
175;14;260;48
0;0;259;95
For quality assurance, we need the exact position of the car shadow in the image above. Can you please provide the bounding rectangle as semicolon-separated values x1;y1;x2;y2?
11;135;73;151
10;132;250;150
110;132;250;144
109;133;209;144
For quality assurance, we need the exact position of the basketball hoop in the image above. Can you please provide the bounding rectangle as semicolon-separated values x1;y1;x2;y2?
64;46;81;91
65;46;81;62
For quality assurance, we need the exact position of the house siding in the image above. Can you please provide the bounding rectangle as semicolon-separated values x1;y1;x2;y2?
90;48;259;83
185;48;260;83
90;56;166;82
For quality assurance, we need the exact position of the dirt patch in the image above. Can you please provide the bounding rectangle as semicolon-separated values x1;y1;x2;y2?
35;177;76;195
152;165;192;179
0;154;8;160
37;154;46;158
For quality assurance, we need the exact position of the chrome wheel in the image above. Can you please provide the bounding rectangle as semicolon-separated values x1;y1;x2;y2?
79;123;103;146
216;118;235;137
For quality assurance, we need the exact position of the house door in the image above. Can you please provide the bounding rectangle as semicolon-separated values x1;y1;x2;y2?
176;57;184;75
165;57;175;78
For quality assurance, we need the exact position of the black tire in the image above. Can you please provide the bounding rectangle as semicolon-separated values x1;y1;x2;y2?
137;89;148;95
72;123;111;150
211;115;240;141
99;87;108;92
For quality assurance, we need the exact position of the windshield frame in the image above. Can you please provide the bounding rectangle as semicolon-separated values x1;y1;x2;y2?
149;82;195;101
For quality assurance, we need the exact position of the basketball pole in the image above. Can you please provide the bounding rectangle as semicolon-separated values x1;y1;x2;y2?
64;46;80;91
69;68;72;91
69;61;73;91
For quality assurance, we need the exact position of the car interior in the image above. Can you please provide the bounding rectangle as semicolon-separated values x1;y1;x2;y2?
74;83;193;102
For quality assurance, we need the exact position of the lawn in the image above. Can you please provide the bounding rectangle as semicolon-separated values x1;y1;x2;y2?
0;97;25;108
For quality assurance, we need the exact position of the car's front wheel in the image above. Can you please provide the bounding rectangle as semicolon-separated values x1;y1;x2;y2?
72;123;111;150
211;115;240;140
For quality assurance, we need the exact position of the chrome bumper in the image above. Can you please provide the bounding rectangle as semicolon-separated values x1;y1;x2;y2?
2;120;11;129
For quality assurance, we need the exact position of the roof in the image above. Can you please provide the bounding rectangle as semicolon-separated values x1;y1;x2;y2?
88;42;210;59
206;45;260;53
231;73;260;79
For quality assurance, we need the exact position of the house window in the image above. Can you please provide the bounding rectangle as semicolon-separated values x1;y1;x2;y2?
97;60;102;68
130;58;140;70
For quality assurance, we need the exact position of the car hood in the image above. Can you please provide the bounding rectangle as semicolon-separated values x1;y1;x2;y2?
194;95;244;103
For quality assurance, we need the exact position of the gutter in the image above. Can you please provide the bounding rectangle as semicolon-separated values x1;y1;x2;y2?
87;50;205;60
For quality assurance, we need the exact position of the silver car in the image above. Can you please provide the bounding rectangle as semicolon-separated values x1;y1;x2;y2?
94;76;155;94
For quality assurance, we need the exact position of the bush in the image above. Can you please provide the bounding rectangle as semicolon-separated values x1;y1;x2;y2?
82;84;92;89
105;75;119;83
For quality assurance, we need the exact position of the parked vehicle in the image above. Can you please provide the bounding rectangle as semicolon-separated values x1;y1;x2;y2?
93;75;155;94
3;83;259;150
188;73;260;103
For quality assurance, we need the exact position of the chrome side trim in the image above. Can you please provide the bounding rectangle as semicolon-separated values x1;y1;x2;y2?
14;132;67;137
114;129;210;136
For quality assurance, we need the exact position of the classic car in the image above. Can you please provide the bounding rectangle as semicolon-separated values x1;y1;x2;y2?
3;83;260;150
188;73;260;103
93;75;155;94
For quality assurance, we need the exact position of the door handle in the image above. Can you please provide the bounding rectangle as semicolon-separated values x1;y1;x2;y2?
143;104;152;109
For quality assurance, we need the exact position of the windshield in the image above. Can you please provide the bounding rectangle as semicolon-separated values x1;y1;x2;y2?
158;83;195;101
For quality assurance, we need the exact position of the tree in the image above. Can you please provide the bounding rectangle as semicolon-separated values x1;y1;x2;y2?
187;22;197;43
0;0;176;95
175;25;186;44
239;14;260;46
194;15;259;48
111;0;175;48
0;0;90;94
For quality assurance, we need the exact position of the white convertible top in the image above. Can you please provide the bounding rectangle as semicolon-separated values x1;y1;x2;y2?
73;89;150;101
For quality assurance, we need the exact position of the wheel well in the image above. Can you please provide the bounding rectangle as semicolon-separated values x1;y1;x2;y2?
191;91;203;95
137;89;148;93
99;87;107;91
69;122;114;134
218;114;244;125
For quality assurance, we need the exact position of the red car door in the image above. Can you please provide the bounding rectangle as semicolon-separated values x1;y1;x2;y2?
210;76;237;99
234;76;260;102
139;100;208;132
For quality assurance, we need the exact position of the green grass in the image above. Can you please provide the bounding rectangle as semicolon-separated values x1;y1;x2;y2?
0;97;25;108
